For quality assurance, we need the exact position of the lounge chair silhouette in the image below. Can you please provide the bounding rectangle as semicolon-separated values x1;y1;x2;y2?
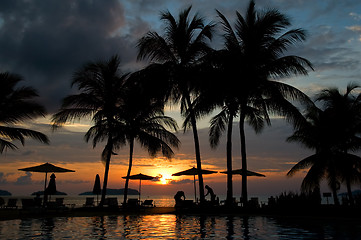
5;198;18;209
83;197;95;207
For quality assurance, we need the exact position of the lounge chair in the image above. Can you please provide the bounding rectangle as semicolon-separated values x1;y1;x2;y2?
249;197;260;208
21;199;35;209
83;197;95;207
5;198;18;209
126;198;140;208
55;198;65;207
104;197;118;208
46;198;66;209
142;199;154;207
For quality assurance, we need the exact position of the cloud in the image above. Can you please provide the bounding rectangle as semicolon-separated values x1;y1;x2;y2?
170;179;193;185
0;172;8;184
15;172;33;185
350;12;361;21
60;180;89;184
151;174;162;182
0;0;136;113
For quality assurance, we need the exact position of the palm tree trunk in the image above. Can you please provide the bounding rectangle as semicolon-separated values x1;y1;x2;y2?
346;177;354;206
226;113;234;206
185;94;205;204
239;110;248;206
123;137;134;205
99;137;113;207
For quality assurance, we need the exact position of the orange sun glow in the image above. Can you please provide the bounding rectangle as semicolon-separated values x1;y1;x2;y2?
159;173;172;185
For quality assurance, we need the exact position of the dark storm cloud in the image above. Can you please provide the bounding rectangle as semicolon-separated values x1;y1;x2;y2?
170;179;193;185
15;172;32;185
0;172;8;184
0;0;137;113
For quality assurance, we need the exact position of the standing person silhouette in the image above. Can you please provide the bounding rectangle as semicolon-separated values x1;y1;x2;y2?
205;185;216;203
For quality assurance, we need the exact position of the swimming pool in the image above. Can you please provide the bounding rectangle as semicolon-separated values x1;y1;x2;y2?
1;214;360;239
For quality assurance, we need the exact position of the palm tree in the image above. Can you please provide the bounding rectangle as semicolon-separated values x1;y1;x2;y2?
316;83;361;205
115;81;180;205
137;6;215;204
0;72;49;153
52;55;130;206
216;0;313;205
287;103;361;205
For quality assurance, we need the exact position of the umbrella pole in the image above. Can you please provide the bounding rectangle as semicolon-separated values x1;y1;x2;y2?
139;179;141;202
43;171;48;206
193;175;197;202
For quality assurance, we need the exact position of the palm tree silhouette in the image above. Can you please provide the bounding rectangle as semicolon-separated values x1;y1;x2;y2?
117;79;180;205
52;55;130;206
288;83;361;205
215;0;313;205
0;72;49;153
137;6;215;204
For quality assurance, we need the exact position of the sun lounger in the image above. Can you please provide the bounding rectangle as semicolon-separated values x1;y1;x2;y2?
104;197;118;208
21;199;36;209
126;198;139;208
83;197;95;207
46;198;67;209
55;198;65;207
142;199;154;207
0;197;4;208
5;198;18;209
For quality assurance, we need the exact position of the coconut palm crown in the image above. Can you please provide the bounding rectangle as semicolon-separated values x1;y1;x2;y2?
0;72;49;153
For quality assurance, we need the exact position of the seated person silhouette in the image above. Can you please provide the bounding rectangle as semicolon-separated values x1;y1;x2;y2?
174;191;186;206
205;185;216;204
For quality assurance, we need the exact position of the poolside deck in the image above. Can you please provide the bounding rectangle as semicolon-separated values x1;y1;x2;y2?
0;206;177;221
2;204;361;221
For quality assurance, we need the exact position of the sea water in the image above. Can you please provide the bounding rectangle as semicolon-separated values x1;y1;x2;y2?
1;214;361;239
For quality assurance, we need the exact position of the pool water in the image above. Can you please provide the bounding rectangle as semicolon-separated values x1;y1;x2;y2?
1;214;360;239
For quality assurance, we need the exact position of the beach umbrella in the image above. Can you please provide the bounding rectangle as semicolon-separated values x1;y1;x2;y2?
18;162;75;204
92;174;101;205
122;173;155;201
172;167;218;202
220;169;266;177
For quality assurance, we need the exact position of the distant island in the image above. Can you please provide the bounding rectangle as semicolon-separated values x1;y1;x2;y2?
0;190;11;196
31;191;67;195
79;188;139;195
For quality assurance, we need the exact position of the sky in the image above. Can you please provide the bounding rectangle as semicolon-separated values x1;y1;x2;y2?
1;0;361;198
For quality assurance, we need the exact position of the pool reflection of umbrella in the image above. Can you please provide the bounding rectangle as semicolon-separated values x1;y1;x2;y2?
18;162;75;204
172;167;218;202
220;169;266;177
122;173;155;201
92;174;101;205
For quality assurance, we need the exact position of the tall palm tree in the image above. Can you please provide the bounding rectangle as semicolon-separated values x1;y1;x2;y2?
115;81;180;204
216;0;313;205
52;55;130;206
0;72;49;153
137;6;215;204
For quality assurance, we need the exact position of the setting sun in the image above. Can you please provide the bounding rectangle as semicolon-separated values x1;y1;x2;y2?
159;173;173;185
